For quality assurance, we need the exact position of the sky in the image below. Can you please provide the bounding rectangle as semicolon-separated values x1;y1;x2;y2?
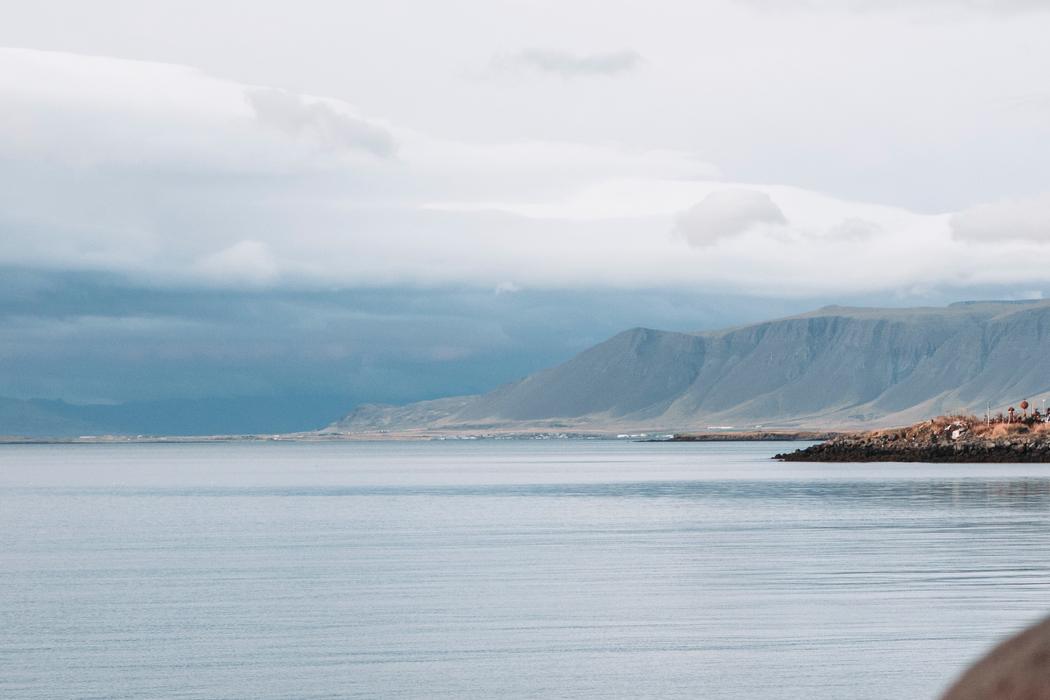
3;0;1050;430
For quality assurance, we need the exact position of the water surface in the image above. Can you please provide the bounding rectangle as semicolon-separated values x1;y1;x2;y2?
2;441;1049;699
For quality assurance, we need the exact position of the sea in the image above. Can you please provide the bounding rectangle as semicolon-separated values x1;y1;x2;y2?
2;440;1050;699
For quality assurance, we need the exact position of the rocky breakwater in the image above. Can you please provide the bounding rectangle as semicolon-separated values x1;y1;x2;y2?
776;416;1050;462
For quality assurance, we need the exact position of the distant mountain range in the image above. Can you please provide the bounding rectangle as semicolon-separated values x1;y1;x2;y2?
0;396;355;438
327;301;1050;433
7;301;1050;438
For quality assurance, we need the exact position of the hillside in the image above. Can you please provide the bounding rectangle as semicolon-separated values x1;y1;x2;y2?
326;300;1050;434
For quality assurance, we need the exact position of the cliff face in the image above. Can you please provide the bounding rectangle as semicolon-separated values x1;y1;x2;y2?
327;301;1050;433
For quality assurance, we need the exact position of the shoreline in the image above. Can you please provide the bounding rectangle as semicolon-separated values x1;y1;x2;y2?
658;431;839;442
776;416;1050;463
0;429;843;445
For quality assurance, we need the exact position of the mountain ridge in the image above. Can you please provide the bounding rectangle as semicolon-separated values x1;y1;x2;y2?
326;300;1050;433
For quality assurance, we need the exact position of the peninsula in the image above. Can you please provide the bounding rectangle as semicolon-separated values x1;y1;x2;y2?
776;414;1050;463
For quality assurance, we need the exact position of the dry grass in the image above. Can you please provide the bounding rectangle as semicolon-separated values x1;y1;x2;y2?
985;423;1030;437
872;414;1050;441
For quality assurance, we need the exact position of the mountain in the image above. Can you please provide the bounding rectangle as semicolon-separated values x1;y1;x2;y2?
326;301;1050;433
0;397;110;438
0;396;356;438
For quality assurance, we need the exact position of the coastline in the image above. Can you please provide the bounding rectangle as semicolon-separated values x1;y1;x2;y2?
660;431;839;442
0;428;842;445
776;416;1050;463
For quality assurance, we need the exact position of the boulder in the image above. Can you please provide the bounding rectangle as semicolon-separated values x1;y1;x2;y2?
941;616;1050;699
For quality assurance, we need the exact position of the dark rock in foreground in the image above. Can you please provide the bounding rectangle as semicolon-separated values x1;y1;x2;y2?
776;416;1050;463
940;615;1050;699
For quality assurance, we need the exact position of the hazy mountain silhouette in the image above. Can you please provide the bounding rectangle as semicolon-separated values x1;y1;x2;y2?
0;396;355;438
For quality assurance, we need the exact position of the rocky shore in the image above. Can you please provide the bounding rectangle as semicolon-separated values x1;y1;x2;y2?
776;416;1050;462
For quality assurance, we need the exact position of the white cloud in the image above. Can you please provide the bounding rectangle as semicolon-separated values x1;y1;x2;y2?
824;218;881;241
950;193;1050;243
3;46;1050;298
245;88;397;158
741;0;1049;14
673;190;788;247
494;281;522;295
493;49;642;77
194;240;280;285
5;0;1050;214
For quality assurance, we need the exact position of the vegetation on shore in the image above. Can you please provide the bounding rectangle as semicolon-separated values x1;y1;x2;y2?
777;415;1050;462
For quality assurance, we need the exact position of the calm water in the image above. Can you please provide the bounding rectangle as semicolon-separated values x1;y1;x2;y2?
3;441;1050;699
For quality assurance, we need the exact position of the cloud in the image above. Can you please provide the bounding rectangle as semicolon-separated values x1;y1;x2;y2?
825;218;881;241
494;281;522;295
5;0;1050;219
740;0;1049;14
195;240;280;285
950;193;1050;243
245;88;397;158
494;49;642;77
673;190;788;247
6;47;1050;299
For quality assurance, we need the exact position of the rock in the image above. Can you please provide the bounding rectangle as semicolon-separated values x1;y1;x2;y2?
776;416;1050;462
941;616;1050;699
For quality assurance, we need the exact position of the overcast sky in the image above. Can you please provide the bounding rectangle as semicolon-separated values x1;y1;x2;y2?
3;0;1050;425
